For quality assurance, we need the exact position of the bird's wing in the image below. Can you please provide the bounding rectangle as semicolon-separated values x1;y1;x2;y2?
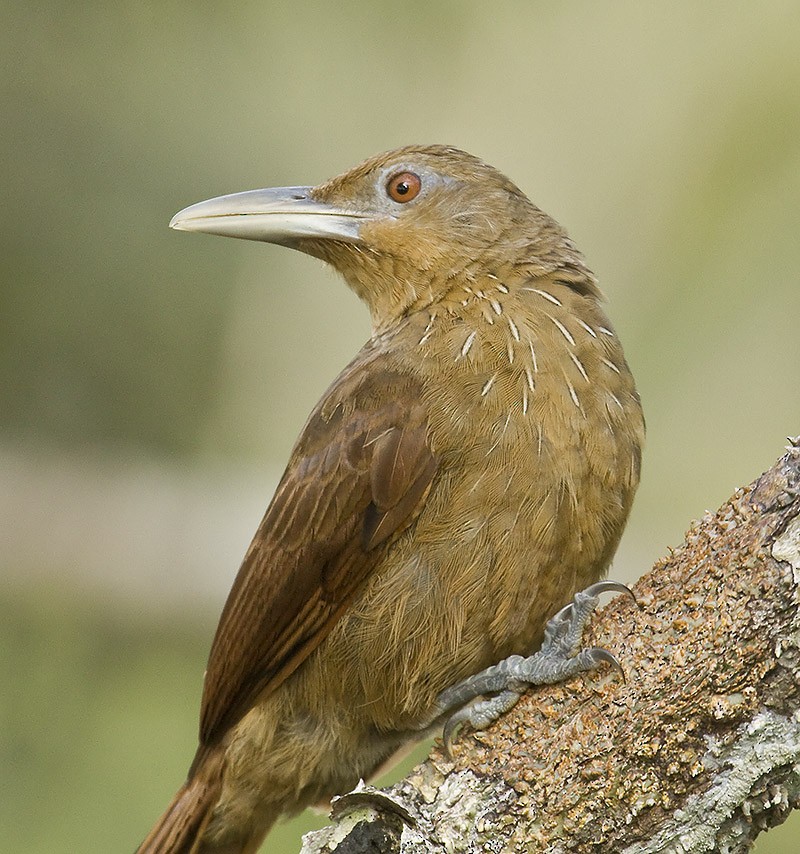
198;357;437;747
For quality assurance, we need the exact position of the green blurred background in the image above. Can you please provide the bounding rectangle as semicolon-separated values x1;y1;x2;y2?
2;2;799;851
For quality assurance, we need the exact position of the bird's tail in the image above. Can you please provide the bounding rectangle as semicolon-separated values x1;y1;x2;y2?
136;747;225;854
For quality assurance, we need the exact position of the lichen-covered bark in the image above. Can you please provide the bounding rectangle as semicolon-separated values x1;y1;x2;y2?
301;442;800;853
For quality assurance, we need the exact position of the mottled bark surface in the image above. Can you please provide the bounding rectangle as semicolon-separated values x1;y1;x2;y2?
300;441;800;853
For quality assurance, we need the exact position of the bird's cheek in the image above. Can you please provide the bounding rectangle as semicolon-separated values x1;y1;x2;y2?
360;219;449;270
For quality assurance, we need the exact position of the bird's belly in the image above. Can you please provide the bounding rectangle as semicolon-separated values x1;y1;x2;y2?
321;420;626;729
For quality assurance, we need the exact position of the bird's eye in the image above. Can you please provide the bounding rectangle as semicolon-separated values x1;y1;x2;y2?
386;171;421;203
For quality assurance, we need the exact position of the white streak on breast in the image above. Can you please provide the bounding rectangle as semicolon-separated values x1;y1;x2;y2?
547;315;576;346
522;287;563;307
460;330;477;359
569;352;589;382
566;379;581;408
529;341;539;373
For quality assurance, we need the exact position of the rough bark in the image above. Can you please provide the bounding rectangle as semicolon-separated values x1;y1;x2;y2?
299;440;800;853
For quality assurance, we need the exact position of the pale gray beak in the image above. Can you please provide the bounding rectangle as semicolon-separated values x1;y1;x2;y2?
169;186;365;245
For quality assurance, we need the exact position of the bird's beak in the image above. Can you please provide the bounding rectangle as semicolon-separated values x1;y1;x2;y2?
169;186;366;245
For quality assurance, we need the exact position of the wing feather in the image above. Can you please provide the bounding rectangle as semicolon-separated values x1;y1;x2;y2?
198;359;437;746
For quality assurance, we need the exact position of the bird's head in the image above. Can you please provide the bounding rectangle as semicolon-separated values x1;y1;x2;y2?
171;145;585;330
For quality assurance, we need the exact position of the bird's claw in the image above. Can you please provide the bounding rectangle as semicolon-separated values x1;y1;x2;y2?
575;646;625;682
437;580;630;750
442;688;521;757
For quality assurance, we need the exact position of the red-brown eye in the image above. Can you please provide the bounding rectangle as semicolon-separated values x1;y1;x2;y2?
386;171;421;203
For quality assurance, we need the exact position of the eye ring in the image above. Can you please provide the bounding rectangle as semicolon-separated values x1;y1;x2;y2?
386;171;422;203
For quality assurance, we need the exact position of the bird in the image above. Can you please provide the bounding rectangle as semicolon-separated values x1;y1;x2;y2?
137;145;644;853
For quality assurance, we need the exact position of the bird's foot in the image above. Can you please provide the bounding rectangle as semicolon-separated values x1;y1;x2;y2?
436;580;633;753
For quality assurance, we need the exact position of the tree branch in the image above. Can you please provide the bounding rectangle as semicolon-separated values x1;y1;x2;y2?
300;440;800;853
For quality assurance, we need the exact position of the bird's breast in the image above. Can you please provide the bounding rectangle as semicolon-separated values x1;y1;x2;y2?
400;284;642;484
387;283;644;636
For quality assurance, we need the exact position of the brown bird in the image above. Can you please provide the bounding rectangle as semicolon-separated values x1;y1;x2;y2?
138;145;644;853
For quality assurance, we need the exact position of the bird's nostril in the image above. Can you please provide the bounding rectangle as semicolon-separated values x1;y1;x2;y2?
291;193;306;201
